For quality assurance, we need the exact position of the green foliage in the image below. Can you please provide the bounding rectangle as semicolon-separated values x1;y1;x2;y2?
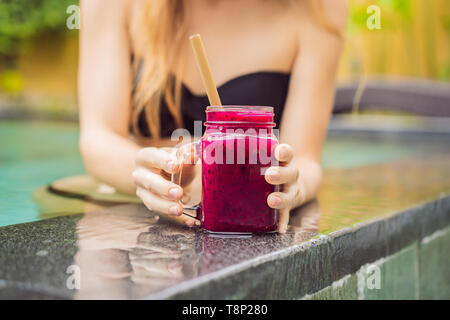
0;69;23;94
0;0;78;55
378;0;412;20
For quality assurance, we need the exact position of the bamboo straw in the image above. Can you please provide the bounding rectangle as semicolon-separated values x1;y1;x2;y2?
189;34;222;106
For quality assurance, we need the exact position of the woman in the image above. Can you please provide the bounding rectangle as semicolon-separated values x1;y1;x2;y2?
78;0;347;233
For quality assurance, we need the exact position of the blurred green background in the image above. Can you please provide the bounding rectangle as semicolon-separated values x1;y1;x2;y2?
0;0;448;120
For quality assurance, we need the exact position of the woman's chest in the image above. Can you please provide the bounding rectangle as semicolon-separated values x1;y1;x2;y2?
178;1;298;95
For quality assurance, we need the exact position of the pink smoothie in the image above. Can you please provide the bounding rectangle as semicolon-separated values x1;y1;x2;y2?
199;107;278;233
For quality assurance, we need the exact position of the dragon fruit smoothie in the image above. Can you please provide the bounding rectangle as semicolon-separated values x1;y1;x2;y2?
199;106;279;234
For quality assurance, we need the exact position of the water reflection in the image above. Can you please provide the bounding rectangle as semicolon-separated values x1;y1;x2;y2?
72;201;320;299
318;155;450;233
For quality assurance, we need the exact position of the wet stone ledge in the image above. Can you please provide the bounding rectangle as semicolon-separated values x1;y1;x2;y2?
0;196;448;299
0;134;449;299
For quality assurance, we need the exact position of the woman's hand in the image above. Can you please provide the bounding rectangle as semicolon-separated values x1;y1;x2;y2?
265;144;306;234
133;147;199;227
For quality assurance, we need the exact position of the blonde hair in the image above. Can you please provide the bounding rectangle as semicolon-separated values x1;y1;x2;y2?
130;0;186;139
130;0;341;139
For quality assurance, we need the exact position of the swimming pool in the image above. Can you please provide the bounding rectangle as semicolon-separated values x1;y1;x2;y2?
0;120;447;227
0;121;85;226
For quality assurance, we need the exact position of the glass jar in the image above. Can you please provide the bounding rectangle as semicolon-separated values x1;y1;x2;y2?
198;106;279;234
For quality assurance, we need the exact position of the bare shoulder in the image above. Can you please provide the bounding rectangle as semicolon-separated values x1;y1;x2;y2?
80;0;132;12
321;0;348;31
80;0;133;26
293;0;347;36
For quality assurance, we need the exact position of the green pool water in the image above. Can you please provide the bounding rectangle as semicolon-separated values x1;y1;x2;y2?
0;120;447;227
0;121;85;227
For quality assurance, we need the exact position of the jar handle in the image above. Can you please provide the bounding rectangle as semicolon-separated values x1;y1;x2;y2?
171;140;202;220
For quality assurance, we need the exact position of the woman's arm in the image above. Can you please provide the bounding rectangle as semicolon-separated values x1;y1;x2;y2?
78;0;197;226
265;0;347;232
78;0;138;194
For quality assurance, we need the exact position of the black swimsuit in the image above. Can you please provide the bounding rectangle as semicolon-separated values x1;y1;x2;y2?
137;71;291;137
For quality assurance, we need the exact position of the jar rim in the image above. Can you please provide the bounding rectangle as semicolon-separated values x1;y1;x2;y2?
206;105;274;112
204;122;276;127
205;105;275;127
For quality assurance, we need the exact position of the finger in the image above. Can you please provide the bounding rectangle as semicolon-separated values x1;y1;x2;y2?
137;186;182;216
136;147;180;174
136;187;199;226
275;144;293;164
133;167;183;200
278;208;290;234
265;163;299;185
267;184;304;210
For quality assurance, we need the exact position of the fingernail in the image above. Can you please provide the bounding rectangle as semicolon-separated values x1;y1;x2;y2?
167;160;175;172
270;195;282;207
168;187;181;200
169;206;180;216
267;168;280;181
